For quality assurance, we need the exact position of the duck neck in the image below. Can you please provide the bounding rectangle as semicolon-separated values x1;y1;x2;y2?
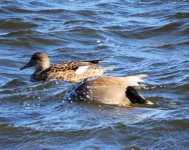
33;60;50;75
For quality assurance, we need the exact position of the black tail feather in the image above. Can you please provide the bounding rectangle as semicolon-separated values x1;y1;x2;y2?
84;60;104;64
126;86;148;104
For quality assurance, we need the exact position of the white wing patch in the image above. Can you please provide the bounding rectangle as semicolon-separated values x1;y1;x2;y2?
75;66;89;74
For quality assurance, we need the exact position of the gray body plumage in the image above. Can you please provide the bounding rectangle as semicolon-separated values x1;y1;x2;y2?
65;75;154;107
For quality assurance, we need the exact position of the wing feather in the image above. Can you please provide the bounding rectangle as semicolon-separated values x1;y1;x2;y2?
86;76;123;86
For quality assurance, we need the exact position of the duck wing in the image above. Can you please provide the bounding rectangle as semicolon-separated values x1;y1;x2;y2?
50;60;104;72
84;76;123;86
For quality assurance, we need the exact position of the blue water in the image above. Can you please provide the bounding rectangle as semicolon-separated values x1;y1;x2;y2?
0;0;189;149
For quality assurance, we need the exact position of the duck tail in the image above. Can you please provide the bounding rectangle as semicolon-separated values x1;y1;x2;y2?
126;86;154;105
84;60;105;64
124;74;148;86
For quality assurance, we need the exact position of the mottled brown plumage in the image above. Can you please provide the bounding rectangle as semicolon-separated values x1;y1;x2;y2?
20;52;108;82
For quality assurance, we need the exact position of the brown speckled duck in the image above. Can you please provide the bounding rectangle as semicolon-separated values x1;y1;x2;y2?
65;74;154;107
20;52;108;82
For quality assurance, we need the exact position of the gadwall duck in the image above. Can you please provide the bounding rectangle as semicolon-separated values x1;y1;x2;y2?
20;52;108;82
65;74;154;107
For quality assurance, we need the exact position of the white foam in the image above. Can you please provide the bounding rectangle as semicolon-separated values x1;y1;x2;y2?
97;40;101;43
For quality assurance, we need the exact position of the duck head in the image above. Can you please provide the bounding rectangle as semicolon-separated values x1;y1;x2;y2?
20;52;50;72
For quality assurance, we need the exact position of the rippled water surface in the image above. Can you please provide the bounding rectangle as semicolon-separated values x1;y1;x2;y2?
0;0;189;149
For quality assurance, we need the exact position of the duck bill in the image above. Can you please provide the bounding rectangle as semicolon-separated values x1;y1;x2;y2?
20;61;33;70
